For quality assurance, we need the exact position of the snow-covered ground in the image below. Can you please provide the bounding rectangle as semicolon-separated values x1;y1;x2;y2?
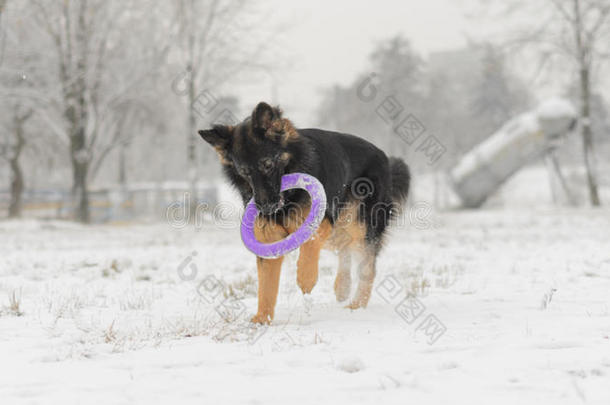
1;208;609;404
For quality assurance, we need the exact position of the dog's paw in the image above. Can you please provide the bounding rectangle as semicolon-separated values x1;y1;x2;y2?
296;272;318;295
345;298;368;310
335;286;350;303
250;313;273;325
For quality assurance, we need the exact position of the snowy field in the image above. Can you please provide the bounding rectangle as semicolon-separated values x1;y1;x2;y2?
1;208;609;404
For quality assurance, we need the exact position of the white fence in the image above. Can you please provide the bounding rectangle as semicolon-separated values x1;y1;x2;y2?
0;182;219;223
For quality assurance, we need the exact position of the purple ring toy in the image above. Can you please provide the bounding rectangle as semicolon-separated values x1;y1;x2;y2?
240;173;327;259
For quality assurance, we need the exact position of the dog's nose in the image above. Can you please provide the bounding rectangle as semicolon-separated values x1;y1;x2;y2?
257;203;277;215
256;198;285;215
260;205;275;215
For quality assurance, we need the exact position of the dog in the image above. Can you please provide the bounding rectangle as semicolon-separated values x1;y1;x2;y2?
198;102;410;324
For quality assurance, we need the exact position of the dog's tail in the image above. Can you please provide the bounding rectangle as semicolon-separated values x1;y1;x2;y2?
389;157;410;206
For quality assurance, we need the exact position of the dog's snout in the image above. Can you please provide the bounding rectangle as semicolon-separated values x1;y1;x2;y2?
254;194;285;215
255;200;283;215
257;202;275;215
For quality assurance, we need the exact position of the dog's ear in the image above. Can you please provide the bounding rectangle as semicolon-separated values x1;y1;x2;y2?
251;102;282;133
198;125;233;149
198;125;234;165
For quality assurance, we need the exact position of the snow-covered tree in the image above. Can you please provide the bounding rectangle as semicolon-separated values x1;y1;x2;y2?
13;0;169;222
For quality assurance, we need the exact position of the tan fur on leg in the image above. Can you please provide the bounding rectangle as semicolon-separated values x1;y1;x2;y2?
251;218;288;324
346;246;376;310
296;219;332;294
334;248;352;302
252;256;284;324
322;201;369;306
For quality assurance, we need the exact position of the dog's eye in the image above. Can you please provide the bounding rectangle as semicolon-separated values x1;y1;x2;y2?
238;167;251;177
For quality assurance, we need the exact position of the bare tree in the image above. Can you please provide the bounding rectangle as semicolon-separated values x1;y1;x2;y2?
0;0;36;218
21;0;168;222
0;101;33;219
469;43;533;135
2;0;276;222
317;35;426;155
172;0;273;219
496;0;610;206
568;0;610;206
5;106;31;217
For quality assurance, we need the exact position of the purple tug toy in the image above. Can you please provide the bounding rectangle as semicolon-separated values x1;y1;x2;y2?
240;173;327;259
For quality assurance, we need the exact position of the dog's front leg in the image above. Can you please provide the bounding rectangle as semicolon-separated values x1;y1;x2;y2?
251;219;288;324
251;256;285;324
296;219;332;294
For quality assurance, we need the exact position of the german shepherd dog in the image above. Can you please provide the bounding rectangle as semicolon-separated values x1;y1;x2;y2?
199;102;410;324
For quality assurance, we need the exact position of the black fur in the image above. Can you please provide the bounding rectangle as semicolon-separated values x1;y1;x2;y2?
389;157;411;205
198;102;410;252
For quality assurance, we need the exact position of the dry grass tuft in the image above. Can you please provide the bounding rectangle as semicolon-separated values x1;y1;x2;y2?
2;290;24;317
223;274;257;300
104;321;117;343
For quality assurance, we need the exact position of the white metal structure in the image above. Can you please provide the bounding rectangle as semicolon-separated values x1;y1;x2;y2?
449;99;577;208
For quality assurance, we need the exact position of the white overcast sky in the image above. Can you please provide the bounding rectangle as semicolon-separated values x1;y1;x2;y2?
227;0;607;125
226;0;475;124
